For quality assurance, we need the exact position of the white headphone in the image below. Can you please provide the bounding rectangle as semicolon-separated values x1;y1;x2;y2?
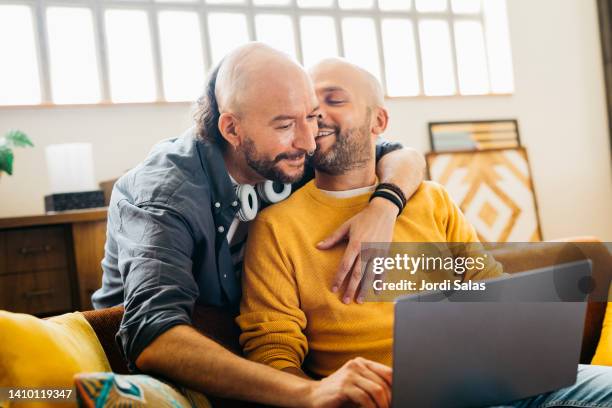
234;184;259;222
257;180;292;203
234;180;292;222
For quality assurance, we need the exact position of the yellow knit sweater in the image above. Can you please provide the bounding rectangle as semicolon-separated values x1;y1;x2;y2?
237;180;502;378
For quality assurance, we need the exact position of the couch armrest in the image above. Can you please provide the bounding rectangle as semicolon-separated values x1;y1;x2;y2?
81;306;128;374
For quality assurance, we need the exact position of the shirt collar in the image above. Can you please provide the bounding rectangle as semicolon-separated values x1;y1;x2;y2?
196;136;238;210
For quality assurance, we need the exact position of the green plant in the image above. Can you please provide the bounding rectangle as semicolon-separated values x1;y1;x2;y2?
0;130;34;176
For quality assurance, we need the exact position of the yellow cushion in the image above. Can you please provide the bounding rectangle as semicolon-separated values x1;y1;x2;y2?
0;311;111;408
592;302;612;366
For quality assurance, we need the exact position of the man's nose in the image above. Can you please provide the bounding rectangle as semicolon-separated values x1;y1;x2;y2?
294;118;317;153
317;111;327;125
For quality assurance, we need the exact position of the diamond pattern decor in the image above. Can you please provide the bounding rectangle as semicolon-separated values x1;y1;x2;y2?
427;147;542;242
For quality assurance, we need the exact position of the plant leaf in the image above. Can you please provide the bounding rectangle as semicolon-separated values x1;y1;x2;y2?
0;146;14;175
5;130;33;148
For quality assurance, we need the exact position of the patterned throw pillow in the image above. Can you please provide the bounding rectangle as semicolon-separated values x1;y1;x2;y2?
74;372;212;408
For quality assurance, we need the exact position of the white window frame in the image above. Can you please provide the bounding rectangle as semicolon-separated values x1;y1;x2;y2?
0;0;512;106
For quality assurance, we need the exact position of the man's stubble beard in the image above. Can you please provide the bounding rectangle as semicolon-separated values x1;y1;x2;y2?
311;117;373;176
241;137;305;184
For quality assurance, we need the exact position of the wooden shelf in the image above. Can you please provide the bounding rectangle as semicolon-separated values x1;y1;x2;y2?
0;208;108;230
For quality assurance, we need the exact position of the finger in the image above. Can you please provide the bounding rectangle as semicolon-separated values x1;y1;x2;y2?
367;247;393;296
362;360;393;389
357;258;377;303
353;361;392;406
333;242;359;294
353;374;390;408
343;258;363;304
317;221;350;250
345;386;377;408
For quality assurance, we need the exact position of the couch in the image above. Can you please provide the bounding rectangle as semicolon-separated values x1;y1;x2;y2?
79;238;610;408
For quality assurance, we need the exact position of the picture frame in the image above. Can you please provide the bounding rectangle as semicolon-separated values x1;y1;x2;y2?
428;119;521;152
426;147;542;242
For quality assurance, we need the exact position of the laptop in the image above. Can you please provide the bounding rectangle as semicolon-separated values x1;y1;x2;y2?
392;260;592;408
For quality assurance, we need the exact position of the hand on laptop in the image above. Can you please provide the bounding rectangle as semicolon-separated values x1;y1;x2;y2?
307;357;392;408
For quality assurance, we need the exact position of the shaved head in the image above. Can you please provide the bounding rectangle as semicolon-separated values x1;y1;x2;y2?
309;58;384;109
216;43;312;116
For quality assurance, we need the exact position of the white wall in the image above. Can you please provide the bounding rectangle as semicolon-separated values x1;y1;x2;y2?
1;0;611;240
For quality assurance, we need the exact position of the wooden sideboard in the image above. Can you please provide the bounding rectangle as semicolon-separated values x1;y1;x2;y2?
0;208;108;316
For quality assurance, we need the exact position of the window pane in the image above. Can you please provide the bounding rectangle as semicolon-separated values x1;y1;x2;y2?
418;19;455;95
253;0;291;5
255;14;296;59
47;7;100;104
484;0;513;93
0;5;40;105
339;0;374;9
158;11;205;102
206;0;245;3
105;9;156;102
378;0;412;11
451;0;481;13
454;21;489;94
300;16;338;67
381;19;419;96
297;0;333;8
415;0;447;12
342;18;381;80
208;13;249;64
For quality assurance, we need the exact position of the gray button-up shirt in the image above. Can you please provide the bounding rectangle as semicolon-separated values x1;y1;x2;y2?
92;127;402;370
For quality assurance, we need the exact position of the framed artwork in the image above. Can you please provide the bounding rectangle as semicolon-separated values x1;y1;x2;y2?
426;147;542;242
429;119;520;152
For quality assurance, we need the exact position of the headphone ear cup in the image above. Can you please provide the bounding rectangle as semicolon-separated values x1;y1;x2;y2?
257;180;292;203
234;184;259;222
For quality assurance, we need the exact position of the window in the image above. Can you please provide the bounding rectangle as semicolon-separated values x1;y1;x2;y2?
105;9;156;103
0;5;41;105
47;7;100;103
0;0;514;106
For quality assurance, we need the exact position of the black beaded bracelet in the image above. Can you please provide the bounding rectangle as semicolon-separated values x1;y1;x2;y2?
376;182;407;208
369;189;404;215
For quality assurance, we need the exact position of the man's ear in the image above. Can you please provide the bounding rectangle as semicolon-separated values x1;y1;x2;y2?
218;112;241;148
371;106;389;136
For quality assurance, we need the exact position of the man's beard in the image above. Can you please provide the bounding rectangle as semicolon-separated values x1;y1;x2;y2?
241;137;306;184
311;118;373;176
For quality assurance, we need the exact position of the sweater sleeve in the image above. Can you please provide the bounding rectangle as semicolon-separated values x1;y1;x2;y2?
236;216;308;371
439;185;504;280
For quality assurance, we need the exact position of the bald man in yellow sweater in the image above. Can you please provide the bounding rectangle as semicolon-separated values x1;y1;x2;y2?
237;59;503;380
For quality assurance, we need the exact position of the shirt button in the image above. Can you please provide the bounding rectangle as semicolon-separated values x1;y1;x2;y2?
214;202;221;208
223;274;227;278
231;201;238;207
217;226;225;233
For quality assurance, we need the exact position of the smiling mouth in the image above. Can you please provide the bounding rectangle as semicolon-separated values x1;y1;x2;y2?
317;129;336;139
283;154;305;165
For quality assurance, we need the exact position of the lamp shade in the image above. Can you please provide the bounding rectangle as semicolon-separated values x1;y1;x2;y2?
45;143;96;194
